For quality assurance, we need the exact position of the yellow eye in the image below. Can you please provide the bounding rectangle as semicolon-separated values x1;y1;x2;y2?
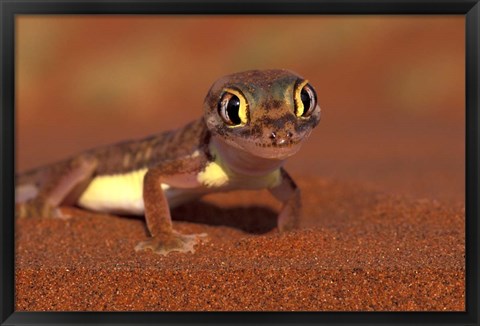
218;88;248;126
294;80;317;118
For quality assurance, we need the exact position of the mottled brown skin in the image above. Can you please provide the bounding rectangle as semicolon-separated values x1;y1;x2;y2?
16;69;321;255
16;118;211;216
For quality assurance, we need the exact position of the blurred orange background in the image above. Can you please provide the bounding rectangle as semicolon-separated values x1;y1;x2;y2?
16;15;465;201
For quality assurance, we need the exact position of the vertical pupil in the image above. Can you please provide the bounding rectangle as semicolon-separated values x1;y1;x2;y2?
300;89;311;114
227;95;241;125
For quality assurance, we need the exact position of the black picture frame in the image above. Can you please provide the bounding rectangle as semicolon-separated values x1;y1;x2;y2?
1;0;478;325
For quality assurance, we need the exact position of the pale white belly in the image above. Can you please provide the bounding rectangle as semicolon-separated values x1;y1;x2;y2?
77;168;200;215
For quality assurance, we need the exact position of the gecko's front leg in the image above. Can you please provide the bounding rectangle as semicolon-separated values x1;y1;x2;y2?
135;158;207;255
269;168;301;232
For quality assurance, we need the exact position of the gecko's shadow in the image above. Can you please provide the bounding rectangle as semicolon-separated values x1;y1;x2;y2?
171;201;278;235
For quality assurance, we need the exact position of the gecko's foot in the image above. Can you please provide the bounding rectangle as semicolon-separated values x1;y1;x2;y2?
135;231;208;256
16;201;63;219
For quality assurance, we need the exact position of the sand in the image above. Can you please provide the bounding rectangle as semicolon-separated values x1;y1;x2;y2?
15;177;465;311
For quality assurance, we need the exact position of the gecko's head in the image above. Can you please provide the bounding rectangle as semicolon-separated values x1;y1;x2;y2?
204;69;321;160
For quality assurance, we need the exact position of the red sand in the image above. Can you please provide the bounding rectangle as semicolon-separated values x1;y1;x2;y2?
15;178;465;311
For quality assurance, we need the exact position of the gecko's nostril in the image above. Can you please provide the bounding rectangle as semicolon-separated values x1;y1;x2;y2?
268;130;293;146
270;131;291;146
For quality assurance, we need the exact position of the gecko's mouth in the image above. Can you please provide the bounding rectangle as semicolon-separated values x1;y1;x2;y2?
238;138;304;160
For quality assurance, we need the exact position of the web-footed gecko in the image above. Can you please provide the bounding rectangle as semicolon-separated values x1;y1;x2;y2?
16;69;321;255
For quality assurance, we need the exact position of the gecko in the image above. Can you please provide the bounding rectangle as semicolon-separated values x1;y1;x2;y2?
15;69;321;255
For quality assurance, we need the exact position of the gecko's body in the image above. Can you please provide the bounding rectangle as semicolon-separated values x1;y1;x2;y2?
16;69;321;255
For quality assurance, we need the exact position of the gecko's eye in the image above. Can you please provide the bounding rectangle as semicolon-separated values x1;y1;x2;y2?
218;89;248;127
294;81;317;118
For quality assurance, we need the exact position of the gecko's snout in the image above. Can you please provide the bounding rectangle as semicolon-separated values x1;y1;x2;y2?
269;130;294;146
